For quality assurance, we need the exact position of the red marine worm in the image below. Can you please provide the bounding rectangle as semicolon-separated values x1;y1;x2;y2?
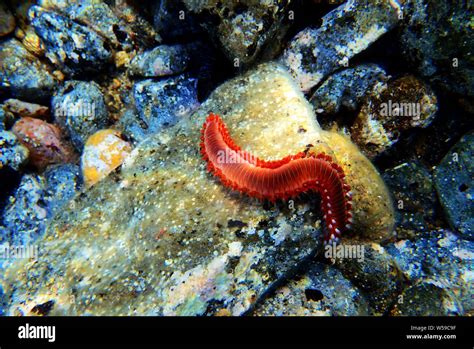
200;113;353;243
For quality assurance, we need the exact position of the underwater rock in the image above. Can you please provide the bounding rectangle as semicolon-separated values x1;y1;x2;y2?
351;75;438;159
280;0;401;92
0;108;5;130
81;129;131;188
434;132;473;240
0;38;57;101
390;282;463;316
399;1;474;96
15;26;46;58
12;117;75;170
252;262;369;316
0;285;5;316
129;44;194;78
3;98;49;119
152;0;202;41
122;75;199;143
182;0;291;66
38;0;159;48
310;64;389;116
383;161;437;238
1;174;47;245
0;3;16;37
334;242;404;315
0;130;29;171
38;0;133;50
113;1;161;48
29;6;112;76
43;163;82;219
1;62;392;316
386;230;472;314
52;80;108;151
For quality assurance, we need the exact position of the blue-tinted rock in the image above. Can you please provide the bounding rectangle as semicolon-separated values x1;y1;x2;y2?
434;132;473;239
29;6;112;76
38;0;159;48
0;131;29;171
41;0;133;50
0;108;5;131
2;174;47;245
386;230;472;315
52;80;108;150
310;64;388;115
0;38;57;101
129;44;193;78
122;75;199;143
400;1;474;96
280;0;401;91
44;164;82;219
0;284;5;316
253;262;369;316
383;161;437;238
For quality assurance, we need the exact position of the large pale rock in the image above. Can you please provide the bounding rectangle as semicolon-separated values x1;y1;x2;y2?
2;63;393;316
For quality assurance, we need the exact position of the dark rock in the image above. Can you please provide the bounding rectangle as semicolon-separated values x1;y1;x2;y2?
334;242;404;315
29;6;112;76
110;0;161;48
1;174;47;245
390;282;462;316
121;75;199;143
0;130;29;171
52;80;108;150
400;1;474;96
0;3;16;37
386;230;472;314
280;0;401;92
434;132;473;239
310;64;388;115
40;0;134;50
253;262;369;316
38;0;161;48
351;76;438;159
383;161;437;238
0;38;57;101
182;0;292;67
0;285;5;316
153;0;202;41
44;164;82;219
129;44;193;78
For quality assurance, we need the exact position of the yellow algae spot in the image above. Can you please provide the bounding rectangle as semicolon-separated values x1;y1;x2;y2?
81;129;131;187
